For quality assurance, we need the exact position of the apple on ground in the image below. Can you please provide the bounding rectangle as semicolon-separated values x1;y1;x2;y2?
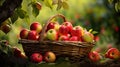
30;22;42;34
44;51;56;63
46;22;60;32
59;22;73;35
82;31;94;42
20;29;29;39
69;36;78;41
30;53;43;63
88;51;101;62
105;48;120;59
28;30;38;40
71;26;84;38
46;29;58;40
58;35;69;41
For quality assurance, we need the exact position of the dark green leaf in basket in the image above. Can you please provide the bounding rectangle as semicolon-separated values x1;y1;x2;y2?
16;9;27;19
62;2;69;10
32;4;40;17
10;11;18;24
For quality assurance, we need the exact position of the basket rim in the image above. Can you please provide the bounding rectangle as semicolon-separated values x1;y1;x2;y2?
19;39;95;47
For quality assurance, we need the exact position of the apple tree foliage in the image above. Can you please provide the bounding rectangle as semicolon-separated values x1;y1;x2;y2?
0;0;69;25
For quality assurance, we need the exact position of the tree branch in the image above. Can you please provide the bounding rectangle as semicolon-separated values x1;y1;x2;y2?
0;0;22;25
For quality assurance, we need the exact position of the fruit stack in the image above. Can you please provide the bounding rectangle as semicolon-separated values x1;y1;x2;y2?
19;14;95;62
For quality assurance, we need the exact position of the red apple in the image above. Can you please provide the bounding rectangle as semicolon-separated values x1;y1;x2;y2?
46;22;60;32
71;26;84;38
0;24;12;34
59;22;73;35
30;22;42;34
81;31;94;42
35;2;42;10
28;30;38;40
58;35;69;41
94;36;99;42
69;36;78;41
88;51;101;62
20;29;29;39
46;29;58;40
44;51;56;63
30;53;43;63
12;47;21;57
105;48;120;59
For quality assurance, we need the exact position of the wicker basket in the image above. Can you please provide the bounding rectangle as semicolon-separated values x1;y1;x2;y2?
19;14;95;61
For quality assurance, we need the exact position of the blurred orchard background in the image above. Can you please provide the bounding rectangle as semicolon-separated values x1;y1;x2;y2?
0;0;120;63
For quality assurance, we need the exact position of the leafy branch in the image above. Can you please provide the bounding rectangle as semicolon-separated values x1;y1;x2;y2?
108;0;120;12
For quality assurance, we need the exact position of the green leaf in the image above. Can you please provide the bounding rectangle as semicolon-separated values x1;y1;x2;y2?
52;0;58;5
32;4;39;17
44;0;53;9
57;0;62;10
10;11;18;23
115;3;119;12
108;0;113;4
92;31;98;34
0;0;5;6
88;29;93;33
62;2;69;10
17;9;27;19
24;15;30;23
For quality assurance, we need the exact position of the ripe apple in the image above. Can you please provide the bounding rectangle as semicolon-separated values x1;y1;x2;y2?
28;30;38;40
46;29;58;40
81;31;94;42
58;35;69;41
88;51;101;62
44;51;56;63
30;53;43;63
35;2;42;10
71;26;84;38
46;22;60;32
69;36;78;41
105;48;120;59
30;22;42;34
94;36;99;42
12;47;21;57
20;29;29;39
0;24;12;34
59;22;73;35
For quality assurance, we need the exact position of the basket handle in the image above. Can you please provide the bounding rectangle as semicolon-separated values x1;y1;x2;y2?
39;14;67;41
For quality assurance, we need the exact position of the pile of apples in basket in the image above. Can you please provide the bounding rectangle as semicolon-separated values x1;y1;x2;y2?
19;21;95;63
